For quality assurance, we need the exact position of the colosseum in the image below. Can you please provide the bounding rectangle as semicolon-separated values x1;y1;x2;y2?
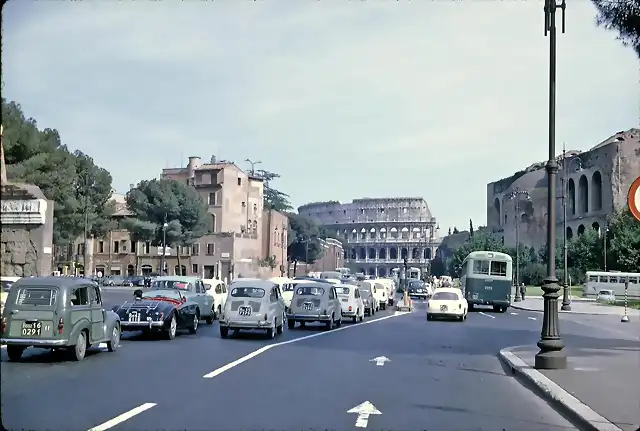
298;197;442;278
486;128;640;250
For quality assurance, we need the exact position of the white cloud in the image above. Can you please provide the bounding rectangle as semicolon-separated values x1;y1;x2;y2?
2;0;638;232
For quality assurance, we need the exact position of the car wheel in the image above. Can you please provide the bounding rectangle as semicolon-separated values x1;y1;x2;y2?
6;345;25;361
206;309;214;325
276;317;284;335
326;315;334;331
287;319;295;329
267;319;276;339
107;324;120;352
165;314;177;340
336;317;342;328
352;313;358;323
71;331;87;361
220;326;229;338
427;314;432;321
360;312;365;322
189;312;199;334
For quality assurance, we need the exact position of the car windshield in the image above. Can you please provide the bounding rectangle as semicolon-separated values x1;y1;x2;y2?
432;292;459;301
151;280;192;290
296;286;325;296
409;281;424;289
336;287;350;295
231;287;266;298
142;290;182;301
360;289;371;297
282;283;295;292
598;290;613;295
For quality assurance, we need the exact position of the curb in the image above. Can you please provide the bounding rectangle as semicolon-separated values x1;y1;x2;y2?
498;346;624;431
509;304;627;316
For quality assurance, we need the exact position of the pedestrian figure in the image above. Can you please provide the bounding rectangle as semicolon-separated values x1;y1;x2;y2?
520;283;526;300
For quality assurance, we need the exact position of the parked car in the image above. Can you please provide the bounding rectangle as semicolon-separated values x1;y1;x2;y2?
112;288;199;339
335;284;365;323
219;280;286;339
426;288;468;321
124;276;145;287
286;282;342;330
1;277;121;361
150;276;216;324
596;289;616;303
358;285;377;316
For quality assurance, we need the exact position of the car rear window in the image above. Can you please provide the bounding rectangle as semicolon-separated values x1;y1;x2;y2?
296;286;325;296
231;287;265;298
432;292;459;301
17;287;58;306
336;287;350;295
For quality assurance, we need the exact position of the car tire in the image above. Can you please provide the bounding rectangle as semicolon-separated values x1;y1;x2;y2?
427;314;433;321
165;314;177;340
352;313;358;323
205;310;214;325
336;317;342;328
326;315;334;331
276;318;284;335
6;345;25;361
287;320;295;329
189;312;199;334
107;324;120;352
71;331;87;361
267;319;276;339
220;326;229;338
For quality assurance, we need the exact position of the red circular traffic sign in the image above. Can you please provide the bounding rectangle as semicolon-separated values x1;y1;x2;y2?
628;176;640;222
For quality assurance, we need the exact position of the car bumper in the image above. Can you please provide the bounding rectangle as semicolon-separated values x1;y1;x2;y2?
220;320;275;329
121;320;165;330
341;310;357;317
427;310;464;318
287;313;331;322
1;338;69;347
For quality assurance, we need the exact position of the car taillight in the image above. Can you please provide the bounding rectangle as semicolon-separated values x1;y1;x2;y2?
58;317;64;335
1;317;6;334
348;306;352;311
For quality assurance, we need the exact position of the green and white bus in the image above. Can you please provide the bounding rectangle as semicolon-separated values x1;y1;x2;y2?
460;251;513;312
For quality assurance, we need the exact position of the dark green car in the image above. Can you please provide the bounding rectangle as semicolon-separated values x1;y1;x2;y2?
1;276;121;362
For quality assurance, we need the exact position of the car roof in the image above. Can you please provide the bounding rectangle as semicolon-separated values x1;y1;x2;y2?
229;279;276;289
12;276;96;289
433;288;462;294
154;276;201;283
293;282;331;289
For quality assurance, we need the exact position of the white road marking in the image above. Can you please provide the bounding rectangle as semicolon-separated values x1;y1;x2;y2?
394;310;411;316
203;312;410;378
510;312;518;315
369;356;390;366
574;367;600;372
478;312;495;319
87;403;156;431
528;317;537;321
348;401;382;428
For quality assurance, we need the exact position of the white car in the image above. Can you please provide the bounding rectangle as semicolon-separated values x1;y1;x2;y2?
203;278;228;317
427;288;468;321
335;284;365;323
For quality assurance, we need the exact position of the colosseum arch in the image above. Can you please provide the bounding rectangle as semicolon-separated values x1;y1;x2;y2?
389;247;398;259
401;247;408;259
423;248;432;259
368;268;376;277
350;248;356;259
578;175;589;214
411;247;420;259
577;224;585;236
493;197;501;226
351;229;357;240
358;247;366;259
378;268;387;277
591;171;602;211
566;226;573;241
568;178;576;215
380;227;387;239
400;227;410;240
368;247;376;259
592;222;600;235
360;227;366;240
389;227;398;239
379;248;387;259
369;227;377;240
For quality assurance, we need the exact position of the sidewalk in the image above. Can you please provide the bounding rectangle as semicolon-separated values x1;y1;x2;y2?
500;342;640;431
511;297;640;317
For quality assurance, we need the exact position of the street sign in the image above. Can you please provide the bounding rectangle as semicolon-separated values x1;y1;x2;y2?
628;176;640;222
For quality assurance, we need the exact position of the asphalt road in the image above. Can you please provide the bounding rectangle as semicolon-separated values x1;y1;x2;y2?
3;294;585;431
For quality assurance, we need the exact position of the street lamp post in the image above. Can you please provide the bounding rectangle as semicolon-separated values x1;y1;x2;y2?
161;222;168;275
507;189;531;302
535;0;567;370
561;147;571;311
82;174;91;276
244;159;262;176
603;221;609;271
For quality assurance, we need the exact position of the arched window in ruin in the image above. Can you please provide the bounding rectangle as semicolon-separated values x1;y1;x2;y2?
350;248;357;259
566;227;573;241
379;227;387;239
389;227;398;239
343;249;348;259
592;222;600;236
401;247;408;259
358;247;366;259
401;227;410;240
378;248;387;259
591;171;602;211
360;227;366;240
412;247;420;259
351;229;357;240
358;268;365;275
369;227;377;240
577;224;585;236
368;248;376;259
378;268;387;277
368;268;376;277
389;247;398;259
568;178;576;215
412;227;421;239
493;197;501;226
578;175;589;214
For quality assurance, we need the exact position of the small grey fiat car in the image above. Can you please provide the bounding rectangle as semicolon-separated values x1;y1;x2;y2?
286;282;342;330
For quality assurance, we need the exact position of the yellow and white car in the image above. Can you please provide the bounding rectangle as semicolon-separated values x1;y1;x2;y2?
426;288;468;321
203;278;228;317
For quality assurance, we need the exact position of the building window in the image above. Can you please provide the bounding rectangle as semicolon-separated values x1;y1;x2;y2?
206;243;215;255
131;241;137;253
77;244;84;256
237;177;242;186
242;201;246;208
143;242;150;254
192;244;200;255
208;192;217;205
98;241;104;253
113;241;120;253
121;241;128;252
192;264;199;274
211;214;216;233
252;220;258;235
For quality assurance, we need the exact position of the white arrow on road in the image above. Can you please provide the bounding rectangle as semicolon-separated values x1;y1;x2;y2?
348;401;382;428
369;356;390;366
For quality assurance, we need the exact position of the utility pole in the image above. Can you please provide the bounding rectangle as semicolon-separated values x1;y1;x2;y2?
561;145;571;311
507;189;530;302
536;0;567;370
244;159;262;176
603;221;608;271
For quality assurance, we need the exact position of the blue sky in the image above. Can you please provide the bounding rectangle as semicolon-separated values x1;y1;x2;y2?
2;0;638;232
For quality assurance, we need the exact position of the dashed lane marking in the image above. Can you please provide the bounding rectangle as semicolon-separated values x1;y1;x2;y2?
510;312;519;315
202;311;412;378
478;312;496;319
87;403;156;431
527;317;537;321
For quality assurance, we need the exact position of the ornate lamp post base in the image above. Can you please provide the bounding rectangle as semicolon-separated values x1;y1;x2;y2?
535;277;567;369
561;283;571;311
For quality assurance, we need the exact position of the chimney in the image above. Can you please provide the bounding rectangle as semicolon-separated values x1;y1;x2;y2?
0;125;6;184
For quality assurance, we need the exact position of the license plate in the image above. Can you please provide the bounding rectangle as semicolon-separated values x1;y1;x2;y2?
128;312;140;322
22;321;42;336
303;302;313;311
238;306;252;316
440;305;448;312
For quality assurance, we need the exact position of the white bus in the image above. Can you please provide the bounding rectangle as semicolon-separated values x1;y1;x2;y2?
391;267;421;280
584;271;640;298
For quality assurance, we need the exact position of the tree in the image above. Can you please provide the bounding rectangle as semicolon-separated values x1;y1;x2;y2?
286;213;322;275
607;208;640;271
254;169;293;212
592;0;640;57
448;227;452;236
568;227;602;281
469;219;474;237
124;179;210;274
453;227;460;234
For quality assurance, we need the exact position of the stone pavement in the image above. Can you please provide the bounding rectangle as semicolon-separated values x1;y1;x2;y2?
500;339;640;431
512;297;640;317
